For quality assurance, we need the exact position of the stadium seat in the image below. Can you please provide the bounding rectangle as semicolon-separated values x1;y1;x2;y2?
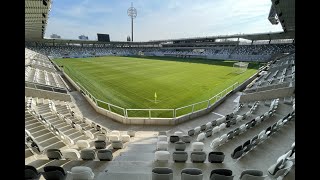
240;169;266;180
175;141;186;151
210;138;221;150
42;166;67;180
231;145;244;159
71;166;94;180
121;134;130;142
191;151;207;163
181;135;191;143
46;149;63;160
112;140;124;149
210;169;234;180
127;130;136;137
196;132;206;141
158;135;168;142
211;126;219;135
76;140;90;149
188;129;195;136
62;149;80;160
173;151;188;162
208;152;225;163
181;168;203;180
219;134;228;145
157;141;168;151
192;142;204;151
155;151;170;161
97;134;107;141
170;135;180;143
80;149;96;160
174;131;183;137
25;165;41;180
94;140;107;149
152;167;173;180
205;129;213;138
97;149;113;161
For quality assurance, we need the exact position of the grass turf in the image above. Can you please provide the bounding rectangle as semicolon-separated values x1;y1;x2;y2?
54;56;259;117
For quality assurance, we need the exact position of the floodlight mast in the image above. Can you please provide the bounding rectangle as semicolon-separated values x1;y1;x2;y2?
127;2;137;42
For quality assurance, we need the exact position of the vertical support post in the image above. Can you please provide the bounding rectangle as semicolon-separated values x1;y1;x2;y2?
126;109;128;118
108;104;111;111
149;110;151;118
192;105;195;114
123;108;126;117
131;17;133;42
207;100;210;108
173;109;175;118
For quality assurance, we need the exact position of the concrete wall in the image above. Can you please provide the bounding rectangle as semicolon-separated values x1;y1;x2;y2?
239;86;295;103
25;87;71;101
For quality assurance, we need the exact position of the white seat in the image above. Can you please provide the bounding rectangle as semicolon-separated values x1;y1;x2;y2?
210;138;220;150
97;134;107;141
239;124;246;134
236;115;243;123
192;142;204;151
157;141;168;150
62;149;80;160
194;126;201;134
74;124;83;132
211;126;219;135
158;135;167;142
174;131;183;137
206;122;212;129
196;132;206;141
218;123;226;131
109;135;120;141
255;116;261;124
155;151;170;161
63;136;74;146
84;131;95;140
71;166;94;180
127;130;136;137
216;116;226;124
121;134;130;142
110;130;120;136
219;134;228;145
76;140;90;150
258;130;267;141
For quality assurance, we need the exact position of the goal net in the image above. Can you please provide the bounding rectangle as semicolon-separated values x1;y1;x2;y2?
233;62;248;74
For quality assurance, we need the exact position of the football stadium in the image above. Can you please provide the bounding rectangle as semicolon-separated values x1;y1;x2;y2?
25;0;295;179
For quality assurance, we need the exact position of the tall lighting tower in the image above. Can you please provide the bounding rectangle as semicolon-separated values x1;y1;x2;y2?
127;2;137;42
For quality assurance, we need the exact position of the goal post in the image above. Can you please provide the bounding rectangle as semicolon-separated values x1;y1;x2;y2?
233;62;248;74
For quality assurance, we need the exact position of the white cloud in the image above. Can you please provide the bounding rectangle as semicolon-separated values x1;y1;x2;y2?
45;0;283;41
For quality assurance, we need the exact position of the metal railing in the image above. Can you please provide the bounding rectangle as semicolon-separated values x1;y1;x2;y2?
76;81;239;119
25;81;68;94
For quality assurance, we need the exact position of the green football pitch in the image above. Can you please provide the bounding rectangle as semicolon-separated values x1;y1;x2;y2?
54;56;259;118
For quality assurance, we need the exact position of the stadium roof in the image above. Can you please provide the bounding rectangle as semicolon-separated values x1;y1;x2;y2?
271;0;295;32
25;0;51;40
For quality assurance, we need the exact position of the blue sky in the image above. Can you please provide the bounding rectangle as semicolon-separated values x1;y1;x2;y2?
45;0;283;41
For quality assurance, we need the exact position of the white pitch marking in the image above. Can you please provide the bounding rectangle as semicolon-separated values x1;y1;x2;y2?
211;112;224;117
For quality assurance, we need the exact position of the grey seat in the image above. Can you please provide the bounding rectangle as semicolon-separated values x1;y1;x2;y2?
208;152;225;163
226;120;232;128
80;149;96;160
266;126;272;136
181;135;191;143
231;145;243;159
188;129;195;136
200;124;207;131
181;168;203;180
152;167;173;180
112;140;124;149
97;149;113;161
240;169;266;180
210;169;234;180
251;135;259;147
94;140;107;149
173;151;188;162
227;131;234;140
205;129;213;138
42;166;67;180
190;151;206;163
175;141;186;151
170;135;180;143
25;165;41;180
46;149;63;160
211;120;217;126
243;140;252;153
233;128;240;136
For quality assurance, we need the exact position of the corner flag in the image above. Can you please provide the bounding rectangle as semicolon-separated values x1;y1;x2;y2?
154;92;157;103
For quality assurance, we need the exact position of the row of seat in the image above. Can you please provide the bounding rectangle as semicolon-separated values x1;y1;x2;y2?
231;110;295;159
155;150;225;163
210;103;278;151
152;167;267;180
46;148;113;161
25;165;94;180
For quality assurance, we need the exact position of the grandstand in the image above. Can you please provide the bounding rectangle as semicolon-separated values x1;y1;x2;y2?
25;0;294;180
